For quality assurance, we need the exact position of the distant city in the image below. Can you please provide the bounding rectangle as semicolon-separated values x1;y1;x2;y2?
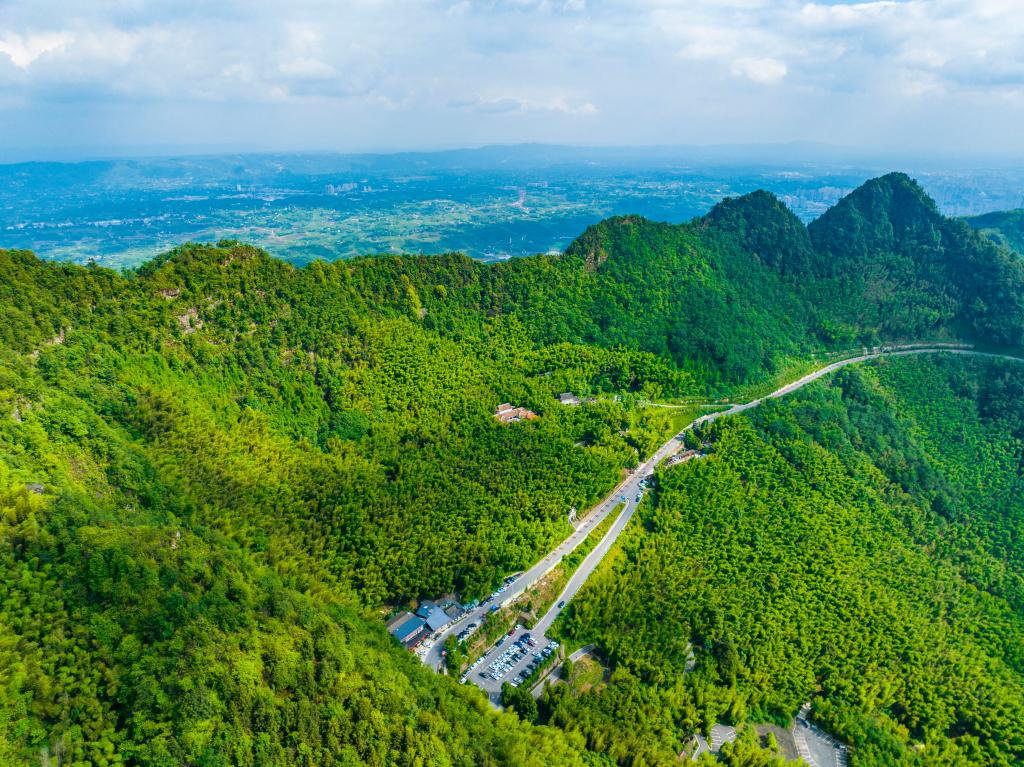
3;145;1023;268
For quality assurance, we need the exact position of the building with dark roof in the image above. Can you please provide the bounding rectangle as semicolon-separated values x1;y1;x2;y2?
387;612;428;649
416;600;451;632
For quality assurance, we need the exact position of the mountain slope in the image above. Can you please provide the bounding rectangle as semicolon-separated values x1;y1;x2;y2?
2;173;1024;765
554;354;1024;766
0;350;591;767
807;173;1024;344
967;208;1024;256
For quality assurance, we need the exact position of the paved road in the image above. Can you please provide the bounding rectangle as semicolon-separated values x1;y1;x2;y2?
425;438;683;685
419;454;672;671
688;344;1014;430
426;344;1024;697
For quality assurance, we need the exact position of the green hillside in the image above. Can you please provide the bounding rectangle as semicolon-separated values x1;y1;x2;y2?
554;354;1024;766
807;175;1024;345
966;209;1024;256
2;173;1024;765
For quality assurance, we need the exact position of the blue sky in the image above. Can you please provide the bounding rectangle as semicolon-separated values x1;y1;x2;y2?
0;0;1022;158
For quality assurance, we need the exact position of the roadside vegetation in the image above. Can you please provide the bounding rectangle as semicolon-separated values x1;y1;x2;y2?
455;507;620;674
519;507;621;626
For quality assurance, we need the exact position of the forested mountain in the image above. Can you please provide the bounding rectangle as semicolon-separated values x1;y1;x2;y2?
2;173;1024;765
807;174;1024;345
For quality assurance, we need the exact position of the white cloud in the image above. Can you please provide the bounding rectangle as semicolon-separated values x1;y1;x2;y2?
0;31;72;69
0;0;1020;153
450;94;597;115
731;56;788;85
797;1;903;29
279;58;336;79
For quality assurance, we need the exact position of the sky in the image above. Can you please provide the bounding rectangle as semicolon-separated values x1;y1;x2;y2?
1;0;1023;159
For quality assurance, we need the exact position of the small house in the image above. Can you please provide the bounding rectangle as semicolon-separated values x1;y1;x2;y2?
495;403;539;424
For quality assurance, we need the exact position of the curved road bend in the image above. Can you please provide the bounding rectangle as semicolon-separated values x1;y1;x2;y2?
424;346;1024;695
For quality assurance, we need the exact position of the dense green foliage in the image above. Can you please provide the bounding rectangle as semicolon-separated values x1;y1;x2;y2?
556;355;1024;766
0;355;594;767
696;727;792;767
2;244;700;607
0;245;683;765
807;175;1024;345
967;209;1024;257
3;172;1024;765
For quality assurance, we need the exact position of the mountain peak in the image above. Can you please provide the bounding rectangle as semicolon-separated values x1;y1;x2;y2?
702;190;815;275
807;172;945;276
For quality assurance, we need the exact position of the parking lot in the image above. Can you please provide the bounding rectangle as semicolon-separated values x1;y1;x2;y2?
461;625;560;702
794;718;849;767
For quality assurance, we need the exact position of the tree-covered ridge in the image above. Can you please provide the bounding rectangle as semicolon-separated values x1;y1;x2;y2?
7;169;1018;608
4;243;698;605
806;174;1024;345
555;355;1024;766
966;209;1024;257
0;244;693;765
553;172;1024;376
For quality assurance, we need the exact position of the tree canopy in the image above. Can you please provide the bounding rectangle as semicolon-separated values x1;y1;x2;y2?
2;173;1024;765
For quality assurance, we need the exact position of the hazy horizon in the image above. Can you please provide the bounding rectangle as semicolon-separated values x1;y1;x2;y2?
4;140;1024;168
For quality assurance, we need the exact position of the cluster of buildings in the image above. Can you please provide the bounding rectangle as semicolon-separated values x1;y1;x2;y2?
386;596;469;650
494;393;595;424
494;402;538;424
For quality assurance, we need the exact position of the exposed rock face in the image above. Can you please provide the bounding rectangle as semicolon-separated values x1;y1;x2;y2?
176;308;203;334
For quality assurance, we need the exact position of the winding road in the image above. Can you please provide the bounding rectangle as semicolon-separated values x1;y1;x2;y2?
423;344;1024;702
